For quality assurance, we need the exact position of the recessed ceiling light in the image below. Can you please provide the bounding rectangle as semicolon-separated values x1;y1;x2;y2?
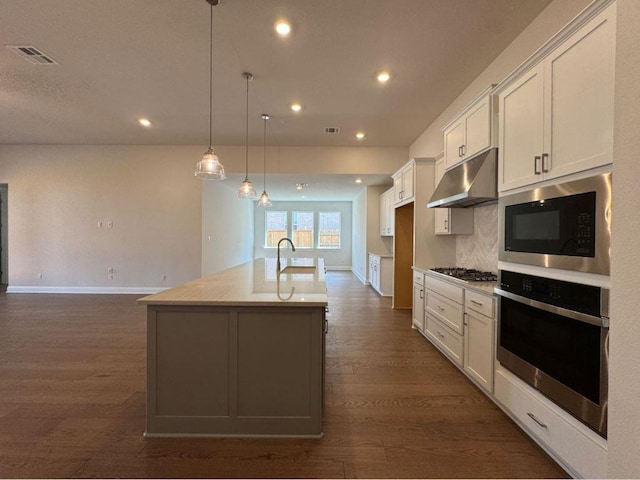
291;103;302;112
355;178;363;184
377;71;391;84
301;195;306;199
138;118;152;127
296;182;308;190
355;131;366;140
275;21;291;36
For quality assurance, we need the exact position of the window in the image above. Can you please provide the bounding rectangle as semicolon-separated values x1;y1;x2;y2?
265;211;287;247
292;211;314;248
318;212;341;249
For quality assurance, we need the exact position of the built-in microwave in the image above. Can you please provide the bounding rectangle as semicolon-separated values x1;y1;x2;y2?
499;173;612;275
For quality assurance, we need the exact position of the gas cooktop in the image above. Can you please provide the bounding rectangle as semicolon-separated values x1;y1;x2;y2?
430;267;498;283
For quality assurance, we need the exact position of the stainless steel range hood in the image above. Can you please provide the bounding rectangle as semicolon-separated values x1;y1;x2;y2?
427;148;498;208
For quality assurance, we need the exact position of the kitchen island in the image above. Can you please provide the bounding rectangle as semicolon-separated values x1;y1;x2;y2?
138;257;328;438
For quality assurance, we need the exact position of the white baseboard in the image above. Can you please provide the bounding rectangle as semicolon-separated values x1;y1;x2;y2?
6;286;166;294
351;268;368;285
324;266;352;271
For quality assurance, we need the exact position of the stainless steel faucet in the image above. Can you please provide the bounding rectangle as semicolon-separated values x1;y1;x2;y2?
277;237;296;272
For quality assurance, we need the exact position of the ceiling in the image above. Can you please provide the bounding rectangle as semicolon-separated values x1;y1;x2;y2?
1;0;552;199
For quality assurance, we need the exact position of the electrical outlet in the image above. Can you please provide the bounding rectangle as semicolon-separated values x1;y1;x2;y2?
107;221;113;228
97;221;103;228
38;273;43;279
107;267;114;274
161;274;167;281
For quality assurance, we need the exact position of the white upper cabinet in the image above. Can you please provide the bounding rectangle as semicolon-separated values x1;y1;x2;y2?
497;2;616;192
443;89;496;170
392;161;416;206
379;188;394;236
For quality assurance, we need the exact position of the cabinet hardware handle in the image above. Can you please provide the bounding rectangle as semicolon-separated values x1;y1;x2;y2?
470;300;483;306
461;144;466;156
419;289;424;299
464;313;468;326
534;156;542;174
437;305;445;312
542;153;550;173
458;145;462;157
444;219;448;230
324;319;329;334
527;412;548;429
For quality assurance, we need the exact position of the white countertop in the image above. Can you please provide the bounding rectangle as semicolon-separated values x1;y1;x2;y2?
138;258;328;307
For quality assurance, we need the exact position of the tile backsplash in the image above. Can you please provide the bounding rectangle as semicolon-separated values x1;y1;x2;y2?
456;204;498;272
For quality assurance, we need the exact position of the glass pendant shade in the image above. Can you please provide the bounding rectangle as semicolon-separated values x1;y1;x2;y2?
195;0;225;180
257;190;272;207
195;148;226;180
238;178;257;198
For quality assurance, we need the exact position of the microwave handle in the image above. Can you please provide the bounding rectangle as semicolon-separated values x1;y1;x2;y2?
495;288;608;328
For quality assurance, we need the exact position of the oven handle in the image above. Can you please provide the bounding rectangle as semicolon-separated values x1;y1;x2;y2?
494;288;609;328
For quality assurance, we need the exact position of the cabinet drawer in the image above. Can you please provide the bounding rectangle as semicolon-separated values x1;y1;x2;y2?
465;289;495;318
425;314;463;366
413;271;424;287
425;275;464;304
426;289;464;334
494;367;607;478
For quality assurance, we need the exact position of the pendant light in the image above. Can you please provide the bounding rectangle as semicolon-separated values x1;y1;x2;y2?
195;0;225;180
257;114;272;207
237;72;257;198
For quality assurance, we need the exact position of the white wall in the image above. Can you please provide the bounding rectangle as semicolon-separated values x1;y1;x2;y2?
201;181;254;276
0;184;7;284
608;0;640;476
0;145;202;292
351;189;367;283
253;201;352;269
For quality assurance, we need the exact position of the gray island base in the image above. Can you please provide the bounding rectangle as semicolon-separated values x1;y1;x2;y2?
138;258;328;438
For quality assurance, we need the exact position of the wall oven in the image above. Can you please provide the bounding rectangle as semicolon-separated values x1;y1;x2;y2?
499;173;611;275
496;270;609;437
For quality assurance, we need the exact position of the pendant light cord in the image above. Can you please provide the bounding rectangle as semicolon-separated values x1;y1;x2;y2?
245;74;250;179
263;116;267;189
209;2;213;149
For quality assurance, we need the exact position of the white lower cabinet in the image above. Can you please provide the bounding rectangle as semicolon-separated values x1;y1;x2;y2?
494;366;607;478
463;290;495;392
369;254;392;297
412;271;425;331
425;314;463;367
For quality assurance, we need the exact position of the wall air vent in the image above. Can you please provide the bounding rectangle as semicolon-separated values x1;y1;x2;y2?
7;46;58;65
323;127;341;134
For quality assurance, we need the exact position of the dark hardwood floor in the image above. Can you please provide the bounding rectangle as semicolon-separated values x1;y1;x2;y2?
0;272;567;478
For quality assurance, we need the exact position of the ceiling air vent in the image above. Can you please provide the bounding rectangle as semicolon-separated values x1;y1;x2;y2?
7;46;58;65
323;127;341;134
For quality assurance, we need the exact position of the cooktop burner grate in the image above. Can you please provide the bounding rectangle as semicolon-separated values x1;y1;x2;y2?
431;267;497;282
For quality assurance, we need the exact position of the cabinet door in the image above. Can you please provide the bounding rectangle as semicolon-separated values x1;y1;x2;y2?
379;194;386;236
498;63;545;192
543;5;615;181
402;163;414;201
464;96;491;159
444;120;465;169
463;310;494;392
387;192;394;235
392;174;403;204
412;282;425;331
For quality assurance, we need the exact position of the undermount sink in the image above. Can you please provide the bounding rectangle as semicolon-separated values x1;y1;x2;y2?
280;265;317;274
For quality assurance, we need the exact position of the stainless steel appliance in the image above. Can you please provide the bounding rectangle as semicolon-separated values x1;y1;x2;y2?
495;270;609;437
428;148;498;208
498;172;611;275
430;267;497;283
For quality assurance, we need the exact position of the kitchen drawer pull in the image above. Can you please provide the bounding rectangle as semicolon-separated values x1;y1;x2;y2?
534;155;542;174
470;299;483;306
527;412;548;429
461;144;466;156
437;305;445;312
419;289;424;299
458;145;463;157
